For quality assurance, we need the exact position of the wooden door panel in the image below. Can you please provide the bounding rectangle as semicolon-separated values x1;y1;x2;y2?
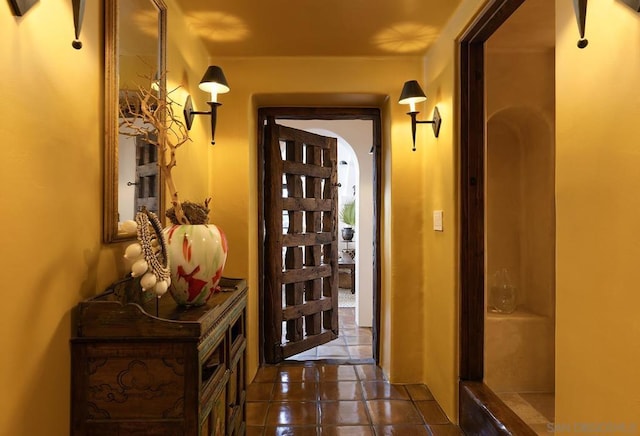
134;134;159;214
264;121;339;363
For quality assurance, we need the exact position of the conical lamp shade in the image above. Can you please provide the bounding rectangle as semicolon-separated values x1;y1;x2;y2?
399;80;427;105
198;66;230;97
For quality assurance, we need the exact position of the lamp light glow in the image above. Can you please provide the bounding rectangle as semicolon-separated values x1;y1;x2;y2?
198;66;230;103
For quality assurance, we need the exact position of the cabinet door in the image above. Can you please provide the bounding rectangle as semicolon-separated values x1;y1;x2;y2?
227;312;246;435
202;387;226;436
213;388;227;436
227;356;245;435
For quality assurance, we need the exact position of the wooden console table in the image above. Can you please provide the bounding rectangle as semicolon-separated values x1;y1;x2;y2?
70;276;247;435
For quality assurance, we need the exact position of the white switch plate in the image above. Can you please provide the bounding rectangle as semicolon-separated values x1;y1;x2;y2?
433;210;443;232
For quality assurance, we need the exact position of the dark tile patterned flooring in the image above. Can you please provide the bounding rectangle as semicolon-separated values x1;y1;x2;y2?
247;309;464;435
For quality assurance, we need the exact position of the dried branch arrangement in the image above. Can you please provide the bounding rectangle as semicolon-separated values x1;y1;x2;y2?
119;73;210;225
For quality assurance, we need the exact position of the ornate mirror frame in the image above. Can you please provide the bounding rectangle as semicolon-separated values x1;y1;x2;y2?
103;0;167;243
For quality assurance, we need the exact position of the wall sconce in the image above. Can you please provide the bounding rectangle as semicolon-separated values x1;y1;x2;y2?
183;66;230;145
573;0;588;48
71;0;86;49
399;80;442;151
9;0;39;16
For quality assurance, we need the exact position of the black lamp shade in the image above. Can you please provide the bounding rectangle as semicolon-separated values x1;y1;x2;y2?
399;80;427;105
198;65;230;96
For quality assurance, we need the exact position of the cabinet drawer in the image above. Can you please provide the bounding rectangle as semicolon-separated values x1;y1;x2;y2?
201;336;227;404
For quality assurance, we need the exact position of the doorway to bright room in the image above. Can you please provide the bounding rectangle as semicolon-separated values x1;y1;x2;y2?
257;108;381;365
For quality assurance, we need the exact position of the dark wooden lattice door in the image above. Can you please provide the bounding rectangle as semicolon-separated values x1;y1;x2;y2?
134;133;159;215
264;120;339;363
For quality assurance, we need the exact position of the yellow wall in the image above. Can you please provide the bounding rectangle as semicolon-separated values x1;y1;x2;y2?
422;0;488;421
421;0;640;427
204;56;429;383
0;1;112;434
0;0;213;434
0;0;433;432
555;0;640;431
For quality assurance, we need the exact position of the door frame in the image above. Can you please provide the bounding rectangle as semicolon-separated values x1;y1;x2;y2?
257;107;382;364
458;0;537;434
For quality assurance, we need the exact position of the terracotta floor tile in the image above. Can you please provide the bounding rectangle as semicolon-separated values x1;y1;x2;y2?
265;401;319;426
321;425;375;435
264;425;319;435
278;365;319;382
427;424;466;435
318;364;359;381
349;345;373;359
319;382;364;401
365;400;423;425
319;401;370;425
339;328;362;336
273;382;319;401
247;401;271;426
327;336;348;346
361;381;410;400
254;366;279;383
317;346;350;358
355;365;387;381
249;311;464;435
247;382;275;401
415;401;450;425
405;384;435;401
373;425;432;435
344;335;373;345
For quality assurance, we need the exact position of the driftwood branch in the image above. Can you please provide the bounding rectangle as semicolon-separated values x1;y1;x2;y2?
119;73;193;224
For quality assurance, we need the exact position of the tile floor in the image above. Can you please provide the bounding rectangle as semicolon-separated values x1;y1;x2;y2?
246;363;464;435
248;307;464;435
285;308;373;362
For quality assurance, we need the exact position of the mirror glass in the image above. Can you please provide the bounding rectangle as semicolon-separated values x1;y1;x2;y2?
104;0;166;243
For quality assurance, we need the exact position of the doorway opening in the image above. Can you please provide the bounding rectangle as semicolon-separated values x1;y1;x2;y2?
459;0;555;434
257;107;382;366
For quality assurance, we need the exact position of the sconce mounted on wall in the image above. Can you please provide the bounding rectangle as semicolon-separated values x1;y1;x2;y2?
573;0;588;49
8;0;39;16
183;66;230;145
399;80;442;152
71;0;86;49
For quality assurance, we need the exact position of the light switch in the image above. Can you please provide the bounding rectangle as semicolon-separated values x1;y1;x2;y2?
433;210;443;232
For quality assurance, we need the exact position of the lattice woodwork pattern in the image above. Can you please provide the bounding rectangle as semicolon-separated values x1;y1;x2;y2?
264;122;339;362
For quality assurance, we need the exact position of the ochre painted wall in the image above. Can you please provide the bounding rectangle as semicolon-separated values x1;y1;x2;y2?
0;1;433;432
422;0;640;427
203;56;429;384
421;0;488;421
0;1;113;434
0;0;213;434
555;1;640;431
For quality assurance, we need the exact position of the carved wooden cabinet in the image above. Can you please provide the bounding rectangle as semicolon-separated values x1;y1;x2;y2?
71;278;247;435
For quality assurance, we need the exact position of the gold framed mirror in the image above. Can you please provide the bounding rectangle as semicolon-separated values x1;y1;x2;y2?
104;0;167;243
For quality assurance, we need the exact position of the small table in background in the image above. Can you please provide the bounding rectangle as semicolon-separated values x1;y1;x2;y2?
338;258;356;294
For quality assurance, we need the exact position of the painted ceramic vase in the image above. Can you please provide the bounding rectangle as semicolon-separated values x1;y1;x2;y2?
162;224;228;306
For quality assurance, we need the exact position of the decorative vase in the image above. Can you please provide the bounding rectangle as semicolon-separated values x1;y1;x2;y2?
489;268;517;314
341;227;355;241
162;224;228;306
